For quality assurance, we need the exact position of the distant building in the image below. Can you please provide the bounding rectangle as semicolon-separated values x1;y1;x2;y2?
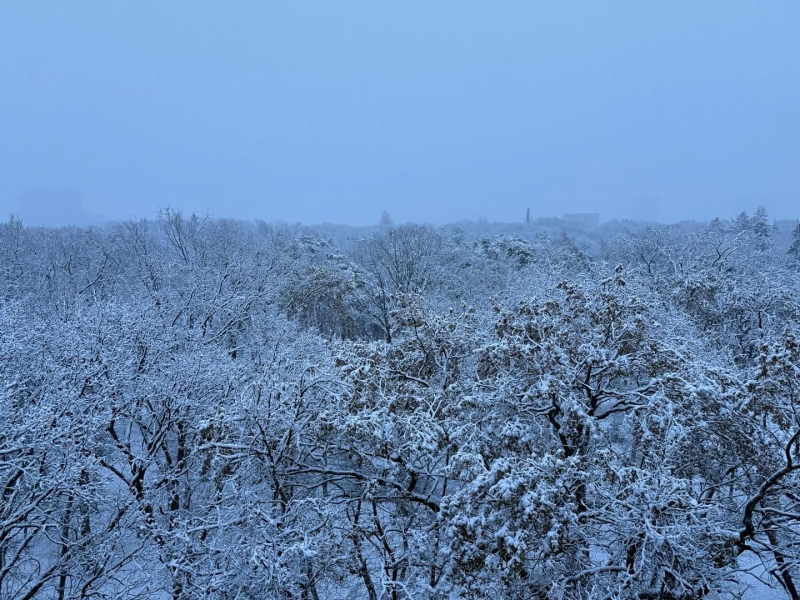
17;189;89;226
563;213;600;228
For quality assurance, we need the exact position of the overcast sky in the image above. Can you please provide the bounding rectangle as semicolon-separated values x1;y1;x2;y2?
1;2;798;226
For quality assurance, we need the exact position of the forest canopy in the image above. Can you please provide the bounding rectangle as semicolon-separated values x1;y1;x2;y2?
1;209;800;599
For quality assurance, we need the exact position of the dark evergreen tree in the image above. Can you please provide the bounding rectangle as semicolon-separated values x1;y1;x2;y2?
752;205;771;250
789;221;800;265
734;210;750;232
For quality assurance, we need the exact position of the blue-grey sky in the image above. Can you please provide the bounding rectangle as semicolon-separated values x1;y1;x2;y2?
1;1;798;226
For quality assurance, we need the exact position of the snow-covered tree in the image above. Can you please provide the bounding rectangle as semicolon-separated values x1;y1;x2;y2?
2;209;800;599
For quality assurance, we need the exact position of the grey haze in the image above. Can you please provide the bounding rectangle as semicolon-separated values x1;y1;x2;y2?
1;1;798;226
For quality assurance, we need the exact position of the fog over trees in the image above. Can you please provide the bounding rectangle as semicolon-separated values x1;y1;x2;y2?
2;209;800;599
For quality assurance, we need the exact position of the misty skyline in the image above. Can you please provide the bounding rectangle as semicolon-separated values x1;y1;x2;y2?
2;2;799;226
